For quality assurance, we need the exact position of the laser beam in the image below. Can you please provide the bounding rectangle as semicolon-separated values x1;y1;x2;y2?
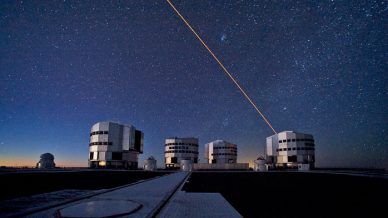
167;0;277;134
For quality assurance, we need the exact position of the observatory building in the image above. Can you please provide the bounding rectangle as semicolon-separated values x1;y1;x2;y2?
164;137;199;169
194;140;248;170
253;155;267;171
36;153;56;169
89;121;144;169
204;140;237;164
143;156;157;171
266;131;315;169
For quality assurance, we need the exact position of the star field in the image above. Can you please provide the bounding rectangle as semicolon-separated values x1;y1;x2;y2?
0;0;387;168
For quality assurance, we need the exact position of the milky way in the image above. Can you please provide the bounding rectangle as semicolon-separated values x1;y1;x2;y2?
0;0;387;168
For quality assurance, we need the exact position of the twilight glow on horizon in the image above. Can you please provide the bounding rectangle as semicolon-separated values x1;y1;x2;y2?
0;0;387;168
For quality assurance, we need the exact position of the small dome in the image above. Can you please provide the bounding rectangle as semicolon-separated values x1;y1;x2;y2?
40;153;54;160
37;153;56;169
256;155;265;160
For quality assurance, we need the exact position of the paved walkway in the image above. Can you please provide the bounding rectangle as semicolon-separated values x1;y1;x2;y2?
22;171;242;218
157;192;242;218
25;172;188;217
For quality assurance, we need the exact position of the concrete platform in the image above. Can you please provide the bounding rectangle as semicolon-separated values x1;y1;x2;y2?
157;192;242;218
25;172;189;217
19;171;243;218
57;200;141;217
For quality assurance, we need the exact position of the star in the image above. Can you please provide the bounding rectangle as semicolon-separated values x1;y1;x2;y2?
220;34;227;42
0;0;385;169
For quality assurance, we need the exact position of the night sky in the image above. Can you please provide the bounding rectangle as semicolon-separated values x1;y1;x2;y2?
0;0;387;168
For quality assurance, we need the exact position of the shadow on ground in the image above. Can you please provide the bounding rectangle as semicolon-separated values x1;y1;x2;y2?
182;172;387;218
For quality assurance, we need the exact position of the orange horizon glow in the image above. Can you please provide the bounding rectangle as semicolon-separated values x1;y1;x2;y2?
0;158;88;168
0;157;255;168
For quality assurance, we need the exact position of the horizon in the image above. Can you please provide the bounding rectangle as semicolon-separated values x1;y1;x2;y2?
1;0;387;169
